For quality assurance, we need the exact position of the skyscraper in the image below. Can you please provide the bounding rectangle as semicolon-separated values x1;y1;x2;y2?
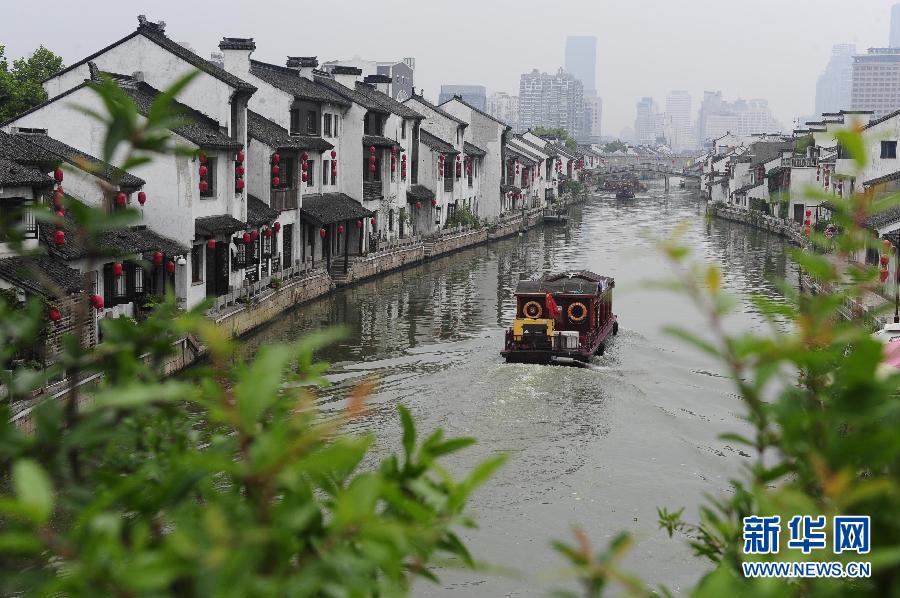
850;48;900;117
815;44;855;115
634;97;662;145
518;68;585;138
891;4;900;47
696;92;782;142
438;85;487;110
564;36;597;95
486;91;520;130
585;95;602;141
665;90;693;150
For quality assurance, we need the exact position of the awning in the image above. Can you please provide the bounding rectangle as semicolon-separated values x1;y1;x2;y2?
300;193;374;225
195;214;248;237
363;135;404;152
247;194;279;227
407;184;435;203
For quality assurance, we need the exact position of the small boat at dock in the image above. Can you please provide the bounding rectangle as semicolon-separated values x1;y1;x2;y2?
501;270;618;366
542;206;569;224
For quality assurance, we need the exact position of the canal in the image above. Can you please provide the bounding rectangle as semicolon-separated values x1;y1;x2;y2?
241;181;797;595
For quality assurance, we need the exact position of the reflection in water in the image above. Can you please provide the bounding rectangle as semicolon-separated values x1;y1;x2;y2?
241;182;796;595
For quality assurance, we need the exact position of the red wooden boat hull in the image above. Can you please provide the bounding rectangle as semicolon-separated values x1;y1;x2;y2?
501;316;617;365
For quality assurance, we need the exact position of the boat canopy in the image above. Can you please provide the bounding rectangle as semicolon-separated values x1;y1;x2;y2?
515;270;614;296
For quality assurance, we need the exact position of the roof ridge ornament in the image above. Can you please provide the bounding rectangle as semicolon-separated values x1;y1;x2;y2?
137;15;166;34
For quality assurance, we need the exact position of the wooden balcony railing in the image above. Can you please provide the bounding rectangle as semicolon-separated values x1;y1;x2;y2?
271;188;299;212
363;181;381;200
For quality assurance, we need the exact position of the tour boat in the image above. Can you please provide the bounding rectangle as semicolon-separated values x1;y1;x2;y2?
501;270;618;366
615;188;635;199
542;206;569;224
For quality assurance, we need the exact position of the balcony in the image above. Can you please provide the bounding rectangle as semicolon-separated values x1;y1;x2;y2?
782;157;817;168
271;188;299;212
363;181;382;200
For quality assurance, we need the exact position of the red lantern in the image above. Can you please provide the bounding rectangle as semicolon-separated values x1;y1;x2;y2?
90;294;104;310
53;230;65;246
54;188;64;202
199;180;209;193
236;150;245;163
302;152;309;161
272;153;281;164
271;164;280;175
881;269;890;283
881;255;890;266
804;219;811;226
416;201;422;209
242;232;251;243
337;224;344;234
264;227;272;238
112;262;123;277
301;161;309;172
199;165;208;178
402;154;407;162
250;230;258;241
805;209;812;217
166;260;176;274
138;191;147;205
391;145;397;155
48;307;61;322
370;146;376;154
274;221;281;232
116;192;127;207
272;177;280;187
236;165;245;176
153;251;163;265
207;238;217;250
356;219;363;229
55;209;65;218
371;216;377;226
199;152;207;164
431;199;437;206
331;150;337;159
54;168;64;182
236;179;245;190
319;228;326;238
369;164;376;173
302;173;308;182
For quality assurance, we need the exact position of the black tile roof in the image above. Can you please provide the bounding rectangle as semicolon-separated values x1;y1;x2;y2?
500;184;521;194
406;184;435;203
419;129;458;154
0;255;83;298
464;141;486;157
41;196;188;259
13;133;145;188
250;60;351;107
734;181;762;194
514;135;552;157
195;214;247;236
247;110;334;151
506;149;536;167
749;141;794;167
864;170;900;187
299;193;373;225
0;129;57;164
363;135;404;151
863;109;900;130
118;80;242;150
515;270;613;295
43;20;256;93
219;37;256;51
867;204;900;230
405;94;467;126
312;75;388;113
246;194;278;227
353;83;423;120
439;95;510;128
0;157;52;187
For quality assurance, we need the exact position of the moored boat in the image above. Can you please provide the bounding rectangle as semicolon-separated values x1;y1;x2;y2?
542;206;569;224
615;189;635;199
501;271;618;365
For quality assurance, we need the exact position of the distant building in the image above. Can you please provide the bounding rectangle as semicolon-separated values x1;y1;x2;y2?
815;44;855;115
892;4;900;47
585;94;602;141
518;68;585;139
634;97;663;145
486;91;519;130
321;56;415;101
565;36;597;96
665;90;694;150
850;48;900;117
697;91;782;143
438;85;486;111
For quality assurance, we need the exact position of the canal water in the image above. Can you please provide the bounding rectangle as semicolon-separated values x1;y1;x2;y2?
241;181;796;595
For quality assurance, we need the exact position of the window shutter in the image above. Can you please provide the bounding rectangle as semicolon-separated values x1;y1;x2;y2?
103;263;113;307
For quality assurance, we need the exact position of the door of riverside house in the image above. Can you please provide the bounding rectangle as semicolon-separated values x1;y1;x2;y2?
793;204;805;224
214;242;229;296
205;242;216;297
283;224;293;269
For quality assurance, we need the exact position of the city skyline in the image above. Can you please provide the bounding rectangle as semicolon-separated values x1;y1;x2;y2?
2;0;898;137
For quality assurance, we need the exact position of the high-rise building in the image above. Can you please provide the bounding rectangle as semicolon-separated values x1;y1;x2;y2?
696;92;782;142
850;48;900;117
321;56;415;101
665;90;693;150
815;44;855;115
518;68;585;138
585;95;602;141
564;36;597;96
891;4;900;47
634;97;663;145
438;85;487;110
486;91;520;130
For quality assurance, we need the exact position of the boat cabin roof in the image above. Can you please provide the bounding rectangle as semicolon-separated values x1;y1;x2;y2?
515;270;614;296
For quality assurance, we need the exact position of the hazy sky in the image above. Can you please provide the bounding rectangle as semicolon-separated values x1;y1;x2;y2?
2;0;898;136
